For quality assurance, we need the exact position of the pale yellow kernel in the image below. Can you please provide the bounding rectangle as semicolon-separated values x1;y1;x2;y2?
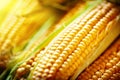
36;73;42;77
56;50;61;53
92;75;98;79
46;63;52;68
17;67;25;73
49;58;55;63
37;68;44;73
74;48;80;54
32;76;37;80
47;74;52;78
49;70;54;74
59;57;64;62
106;62;113;68
42;56;49;62
54;52;60;56
95;71;102;77
50;67;56;72
33;71;40;76
50;47;56;50
72;39;79;43
69;32;75;36
64;47;72;53
55;60;61;65
54;44;59;47
59;68;64;73
66;59;72;65
42;73;47;77
68;45;74;50
58;46;64;51
70;41;77;47
78;45;84;52
44;69;49;73
52;55;57;59
61;43;67;47
53;63;59;68
61;63;67;69
40;64;46;68
63;62;69;68
60;54;66;59
26;64;31;69
101;75;107;79
72;29;78;34
30;67;33;71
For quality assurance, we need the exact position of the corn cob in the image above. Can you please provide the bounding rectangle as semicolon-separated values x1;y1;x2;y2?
4;1;93;79
23;2;120;80
10;1;89;79
77;37;120;80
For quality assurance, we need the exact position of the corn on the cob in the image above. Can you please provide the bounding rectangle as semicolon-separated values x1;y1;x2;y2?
77;37;120;80
10;1;89;79
21;2;120;80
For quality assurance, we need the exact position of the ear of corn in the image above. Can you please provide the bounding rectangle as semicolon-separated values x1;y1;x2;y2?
77;37;120;80
71;7;120;80
20;1;119;80
3;3;88;79
3;2;99;78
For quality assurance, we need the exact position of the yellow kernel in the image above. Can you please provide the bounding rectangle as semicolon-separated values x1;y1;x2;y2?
49;59;55;63
92;75;98;79
44;69;49;73
95;71;102;77
46;63;52;68
17;67;25;73
106;62;113;68
42;73;47;77
53;63;59;68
